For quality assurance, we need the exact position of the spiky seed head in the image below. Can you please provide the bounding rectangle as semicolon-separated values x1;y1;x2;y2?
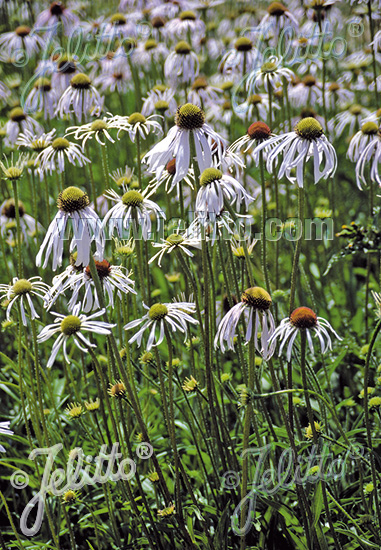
121;190;144;207
70;73;92;89
175;40;191;54
128;112;146;124
295;117;324;140
12;279;33;296
247;121;271;140
267;2;287;15
175;103;205;130
52;137;70;150
234;37;252;51
85;259;112;280
9;107;26;122
241;287;272;310
361;121;378;135
57;186;90;212
148;303;168;320
290;306;318;329
144;39;158;50
166;233;184;246
200;167;223;186
60;315;82;336
90;120;108;132
110;12;126;25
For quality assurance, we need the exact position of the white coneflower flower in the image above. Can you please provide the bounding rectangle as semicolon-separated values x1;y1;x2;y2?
320;82;354;110
104;12;139;40
0;421;13;452
16;128;56;153
51;56;83;96
124;301;198;349
118;112;163;143
37;304;115;368
46;259;136;312
229;121;275;157
109;165;135;189
36;136;89;174
142;86;177;117
56;73;102;120
164;41;200;85
166;11;205;41
36;186;104;271
151;158;195;195
187;76;223;108
259;2;299;34
246;58;294;94
0;153;27;181
102;187;165;241
196;167;253;215
347;122;380;162
3;107;43;147
65;116;126;147
219;37;259;78
236;93;274;122
0;198;38;243
133;39;168;67
355;127;381;189
268;306;341;362
214;286;275;359
35;1;79;36
0;25;44;61
149;228;202;266
23;77;58;119
143;103;226;188
254;117;337;187
332;104;370;138
94;64;131;94
0;276;50;326
289;74;323;109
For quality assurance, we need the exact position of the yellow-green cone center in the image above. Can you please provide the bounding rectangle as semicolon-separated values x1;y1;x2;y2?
361;122;379;135
149;303;168;321
90;120;108;132
122;190;144;207
144;39;157;50
175;103;205;130
180;10;196;20
110;13;126;25
9;107;26;122
57;186;90;213
12;279;32;296
166;233;184;246
128;112;146;124
295;117;324;140
235;37;252;52
70;73;91;89
61;315;82;335
175;40;191;54
261;61;277;73
52;137;70;150
200;167;223;186
34;78;51;91
241;287;272;310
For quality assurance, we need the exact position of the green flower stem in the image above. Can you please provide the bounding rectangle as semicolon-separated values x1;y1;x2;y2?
30;315;51;446
43;172;51;224
87;254;171;503
240;337;255;550
0;228;11;281
259;150;270;292
85;144;98;212
11;180;22;278
363;319;381;531
100;142;111;190
289;186;305;314
164;326;183;520
368;0;379;105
